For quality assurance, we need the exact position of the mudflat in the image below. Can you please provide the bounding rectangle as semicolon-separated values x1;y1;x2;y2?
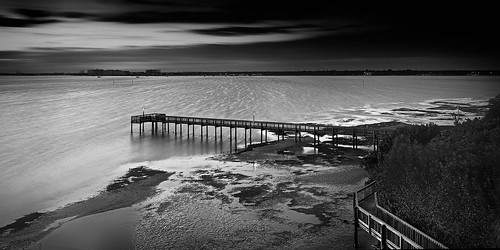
1;136;377;249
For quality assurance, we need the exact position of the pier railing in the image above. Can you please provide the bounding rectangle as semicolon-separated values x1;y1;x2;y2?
354;182;447;249
131;114;388;151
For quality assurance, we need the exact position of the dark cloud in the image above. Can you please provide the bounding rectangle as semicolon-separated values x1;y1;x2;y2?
1;1;499;71
190;24;320;37
13;8;53;19
0;15;58;27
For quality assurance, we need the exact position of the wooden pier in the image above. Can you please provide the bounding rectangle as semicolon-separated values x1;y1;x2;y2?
131;113;386;152
354;182;448;249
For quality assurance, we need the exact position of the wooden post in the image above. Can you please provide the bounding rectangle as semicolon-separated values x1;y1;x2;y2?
234;126;237;151
332;126;335;148
373;131;376;151
260;124;263;143
282;124;285;141
355;129;358;149
245;127;247;147
352;129;355;149
249;127;252;144
180;123;182;136
368;215;372;235
167;122;169;134
131;122;133;134
354;206;359;248
299;125;302;141
230;127;233;153
314;126;317;145
220;126;222;142
381;224;387;249
215;126;217;143
295;125;298;143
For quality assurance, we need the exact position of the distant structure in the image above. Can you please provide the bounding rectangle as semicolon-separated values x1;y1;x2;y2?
86;69;162;76
87;69;130;76
145;69;161;76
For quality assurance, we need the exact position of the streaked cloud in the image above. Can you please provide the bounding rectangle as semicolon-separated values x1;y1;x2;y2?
0;0;498;72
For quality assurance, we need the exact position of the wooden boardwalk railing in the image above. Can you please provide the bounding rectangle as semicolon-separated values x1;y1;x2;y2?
131;113;388;151
354;182;448;249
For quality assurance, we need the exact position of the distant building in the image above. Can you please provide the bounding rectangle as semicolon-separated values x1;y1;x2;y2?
87;69;130;76
145;69;161;76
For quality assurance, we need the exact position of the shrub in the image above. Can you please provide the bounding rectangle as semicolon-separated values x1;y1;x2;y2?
371;94;500;248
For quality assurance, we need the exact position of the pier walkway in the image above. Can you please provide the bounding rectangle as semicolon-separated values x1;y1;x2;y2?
353;182;448;249
131;113;388;151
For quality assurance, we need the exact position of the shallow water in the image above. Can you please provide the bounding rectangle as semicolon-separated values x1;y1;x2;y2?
0;75;499;226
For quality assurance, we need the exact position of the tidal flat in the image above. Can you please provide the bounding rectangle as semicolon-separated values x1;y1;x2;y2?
1;136;378;249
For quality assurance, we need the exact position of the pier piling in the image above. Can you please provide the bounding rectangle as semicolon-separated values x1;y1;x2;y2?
131;114;390;153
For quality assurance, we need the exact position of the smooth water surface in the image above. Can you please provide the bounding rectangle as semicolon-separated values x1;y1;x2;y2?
0;75;498;226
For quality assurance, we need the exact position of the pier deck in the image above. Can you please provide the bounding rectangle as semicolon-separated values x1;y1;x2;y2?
131;113;387;151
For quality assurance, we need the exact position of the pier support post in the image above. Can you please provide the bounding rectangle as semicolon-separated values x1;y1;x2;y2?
372;131;375;151
249;127;252;145
298;125;301;142
215;126;218;143
234;127;237;151
131;122;133;134
332;127;335;149
352;129;355;149
313;126;317;145
230;127;233;153
282;124;285;141
245;128;247;147
201;123;203;139
260;124;263;143
295;125;298;143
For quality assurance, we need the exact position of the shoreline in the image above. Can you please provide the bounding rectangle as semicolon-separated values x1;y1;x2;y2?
1;131;383;249
0;118;466;249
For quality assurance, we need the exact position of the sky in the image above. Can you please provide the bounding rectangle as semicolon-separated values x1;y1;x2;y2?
0;0;499;73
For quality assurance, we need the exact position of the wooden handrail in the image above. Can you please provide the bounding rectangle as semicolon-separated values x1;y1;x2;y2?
354;183;447;249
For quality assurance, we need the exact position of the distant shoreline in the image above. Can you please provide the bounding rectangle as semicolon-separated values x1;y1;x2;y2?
1;69;499;77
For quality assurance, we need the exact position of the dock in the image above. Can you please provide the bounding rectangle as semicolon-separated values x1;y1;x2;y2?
131;113;387;152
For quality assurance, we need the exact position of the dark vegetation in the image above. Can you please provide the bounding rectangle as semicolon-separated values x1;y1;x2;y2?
366;94;500;248
0;212;44;235
106;166;167;192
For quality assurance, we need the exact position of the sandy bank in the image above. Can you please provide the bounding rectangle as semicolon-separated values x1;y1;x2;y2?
2;135;378;249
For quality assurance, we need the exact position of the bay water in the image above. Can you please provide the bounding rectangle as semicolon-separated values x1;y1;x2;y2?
0;75;499;226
